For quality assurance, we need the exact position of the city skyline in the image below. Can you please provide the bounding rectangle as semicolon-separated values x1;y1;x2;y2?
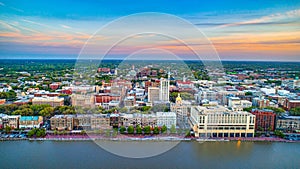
0;1;300;61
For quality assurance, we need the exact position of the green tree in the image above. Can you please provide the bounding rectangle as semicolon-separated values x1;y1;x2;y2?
170;124;176;134
36;129;46;137
141;106;151;112
112;128;118;137
274;130;285;138
265;107;285;115
12;108;34;116
119;126;126;134
290;107;300;116
243;106;257;112
27;129;36;137
127;126;134;134
161;125;167;134
144;126;151;135
39;107;54;117
119;107;128;113
28;128;46;138
136;125;142;134
4;125;12;134
153;126;160;134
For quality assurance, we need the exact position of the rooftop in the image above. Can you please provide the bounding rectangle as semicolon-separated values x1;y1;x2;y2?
20;116;40;121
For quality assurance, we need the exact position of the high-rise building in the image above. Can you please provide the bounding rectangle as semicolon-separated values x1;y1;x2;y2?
148;87;160;103
159;74;170;102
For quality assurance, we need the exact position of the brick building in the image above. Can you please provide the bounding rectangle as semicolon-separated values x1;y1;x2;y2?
251;109;276;131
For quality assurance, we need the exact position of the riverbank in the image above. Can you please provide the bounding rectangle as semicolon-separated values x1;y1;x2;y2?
1;135;299;143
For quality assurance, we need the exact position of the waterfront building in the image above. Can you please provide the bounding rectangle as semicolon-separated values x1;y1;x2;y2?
109;114;121;128
50;115;74;130
32;96;64;107
156;112;176;128
190;106;255;137
0;113;8;129
121;113;157;127
276;116;300;132
251;109;276;131
3;115;21;129
91;114;111;130
19;116;43;129
74;114;91;130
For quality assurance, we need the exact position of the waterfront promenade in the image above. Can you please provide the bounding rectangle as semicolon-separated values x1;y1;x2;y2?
1;134;297;142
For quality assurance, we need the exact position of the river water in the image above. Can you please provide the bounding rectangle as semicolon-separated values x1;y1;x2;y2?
0;141;299;169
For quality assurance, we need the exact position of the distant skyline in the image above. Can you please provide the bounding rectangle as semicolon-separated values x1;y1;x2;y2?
0;0;300;61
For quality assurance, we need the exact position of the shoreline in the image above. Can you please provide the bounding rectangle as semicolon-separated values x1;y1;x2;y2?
1;136;298;143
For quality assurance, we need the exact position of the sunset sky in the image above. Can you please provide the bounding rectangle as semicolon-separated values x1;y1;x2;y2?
0;0;300;61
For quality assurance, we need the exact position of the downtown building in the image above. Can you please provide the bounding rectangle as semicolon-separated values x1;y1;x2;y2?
159;77;170;102
276;116;300;133
190;106;255;138
32;96;64;107
19;116;43;129
170;94;190;128
251;109;276;131
50;115;75;131
121;113;157;128
156;112;176;128
148;87;160;103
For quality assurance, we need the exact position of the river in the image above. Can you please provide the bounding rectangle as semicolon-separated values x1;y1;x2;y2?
0;141;299;169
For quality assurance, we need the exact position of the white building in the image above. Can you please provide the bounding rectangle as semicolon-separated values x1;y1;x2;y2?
261;88;276;95
197;89;218;104
156;112;176;128
190;106;255;138
228;97;252;110
159;77;170;102
228;97;241;108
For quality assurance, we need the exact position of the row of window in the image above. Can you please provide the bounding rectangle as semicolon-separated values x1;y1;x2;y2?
198;125;254;130
198;115;252;124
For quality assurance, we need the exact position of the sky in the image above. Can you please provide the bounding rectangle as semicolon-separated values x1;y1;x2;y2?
0;0;300;61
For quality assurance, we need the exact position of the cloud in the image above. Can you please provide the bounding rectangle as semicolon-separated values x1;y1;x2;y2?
216;9;300;29
0;20;20;32
60;24;71;29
